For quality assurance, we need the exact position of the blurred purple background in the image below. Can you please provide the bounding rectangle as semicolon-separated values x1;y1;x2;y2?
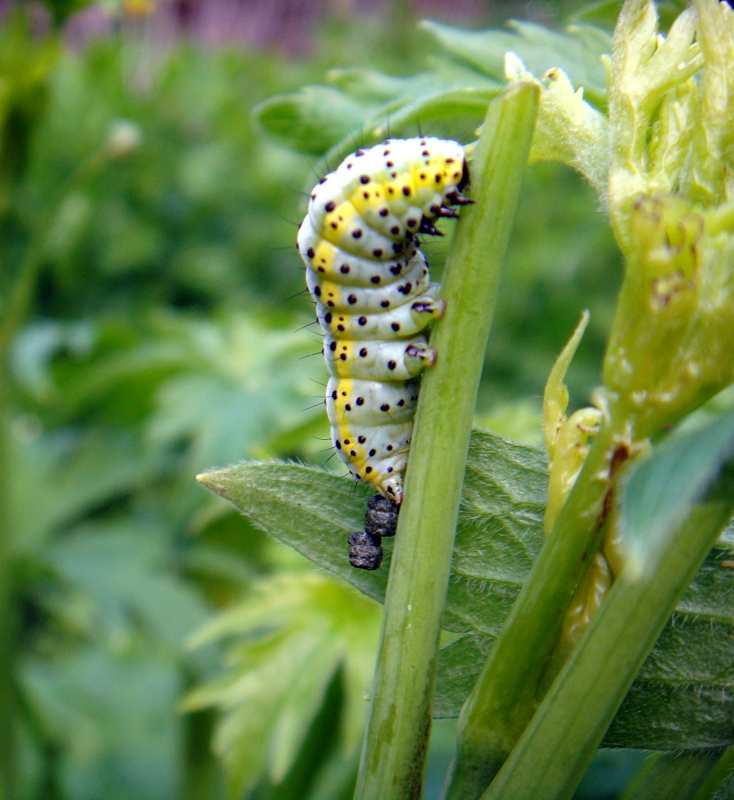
3;0;561;56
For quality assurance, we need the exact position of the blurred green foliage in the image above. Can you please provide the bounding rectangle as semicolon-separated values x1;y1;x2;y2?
0;9;337;800
0;3;638;800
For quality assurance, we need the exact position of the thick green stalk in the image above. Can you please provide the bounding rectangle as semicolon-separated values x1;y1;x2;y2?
480;498;734;800
352;83;538;800
443;417;624;799
620;751;725;800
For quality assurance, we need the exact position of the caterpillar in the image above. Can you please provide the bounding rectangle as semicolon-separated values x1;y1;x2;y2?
297;136;470;514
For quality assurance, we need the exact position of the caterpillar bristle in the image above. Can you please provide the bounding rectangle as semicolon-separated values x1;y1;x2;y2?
437;206;459;219
286;288;311;301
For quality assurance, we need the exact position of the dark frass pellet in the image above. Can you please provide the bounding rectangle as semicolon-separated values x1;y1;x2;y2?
348;530;383;570
364;494;400;538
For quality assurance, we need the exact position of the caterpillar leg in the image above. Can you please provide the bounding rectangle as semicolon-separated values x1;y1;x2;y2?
319;295;445;340
325;336;437;381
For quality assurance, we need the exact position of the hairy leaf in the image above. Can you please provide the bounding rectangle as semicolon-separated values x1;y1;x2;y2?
199;428;734;751
197;430;547;634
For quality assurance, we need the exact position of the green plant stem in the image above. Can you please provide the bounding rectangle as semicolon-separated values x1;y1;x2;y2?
621;751;725;800
479;496;734;800
352;82;539;800
443;417;624;799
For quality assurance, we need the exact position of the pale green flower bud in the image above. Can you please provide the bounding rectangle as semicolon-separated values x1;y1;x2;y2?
505;53;610;197
604;193;734;436
607;2;703;240
686;0;734;205
543;312;602;534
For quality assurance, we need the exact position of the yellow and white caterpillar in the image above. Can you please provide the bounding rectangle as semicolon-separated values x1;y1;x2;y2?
298;137;469;508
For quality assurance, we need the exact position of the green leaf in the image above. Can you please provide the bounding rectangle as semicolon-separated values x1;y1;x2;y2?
261;81;499;170
327;65;499;104
571;0;689;33
197;429;548;635
199;426;734;752
478;411;734;800
198;461;386;600
254;86;375;156
420;20;609;105
707;746;734;800
616;750;724;800
623;411;734;575
47;519;211;653
434;634;494;718
256;19;612;165
8;427;161;555
122;313;321;474
313;85;500;181
569;1;625;29
10;319;94;402
183;572;381;798
21;646;184;800
435;596;734;751
715;771;734;800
